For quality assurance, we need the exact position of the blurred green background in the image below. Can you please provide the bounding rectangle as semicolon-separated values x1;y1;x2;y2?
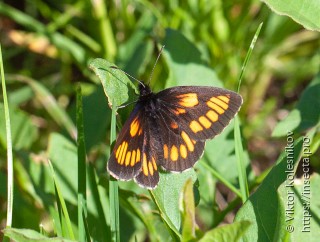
0;0;319;241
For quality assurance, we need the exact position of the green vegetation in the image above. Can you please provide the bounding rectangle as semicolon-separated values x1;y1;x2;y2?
0;1;319;241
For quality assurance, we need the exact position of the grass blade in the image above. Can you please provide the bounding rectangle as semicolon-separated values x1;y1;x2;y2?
237;23;263;93
76;85;88;241
234;117;249;202
109;101;120;242
1;44;14;228
235;23;263;202
48;160;75;240
201;160;242;198
87;163;110;240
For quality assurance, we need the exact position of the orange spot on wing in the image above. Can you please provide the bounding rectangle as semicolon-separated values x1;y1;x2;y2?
130;150;136;166
210;97;229;110
180;144;187;159
173;108;186;115
206;110;218;122
136;149;141;163
130;118;140;137
181;131;194;152
164;144;169;159
152;157;157;171
170;145;179;161
125;151;131;166
207;101;225;114
199;116;212;129
170;121;179;129
177;93;198;107
120;142;128;165
148;161;154;176
115;143;122;159
189;120;203;133
117;142;126;164
217;95;230;104
142;153;148;176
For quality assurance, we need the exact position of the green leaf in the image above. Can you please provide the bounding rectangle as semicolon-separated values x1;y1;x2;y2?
47;133;78;204
0;104;38;150
151;169;198;239
262;0;320;31
48;160;75;240
163;29;222;88
278;173;320;241
76;85;88;242
234;137;304;241
272;74;320;137
2;228;75;242
181;179;197;242
198;221;251;242
89;58;137;108
199;221;251;242
77;86;111;150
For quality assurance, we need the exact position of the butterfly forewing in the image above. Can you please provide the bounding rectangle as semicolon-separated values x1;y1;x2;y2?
156;86;243;140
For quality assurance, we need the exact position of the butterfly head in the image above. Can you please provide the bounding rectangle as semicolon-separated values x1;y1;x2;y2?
139;83;153;98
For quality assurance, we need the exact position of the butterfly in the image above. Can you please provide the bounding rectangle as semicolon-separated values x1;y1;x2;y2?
107;82;243;189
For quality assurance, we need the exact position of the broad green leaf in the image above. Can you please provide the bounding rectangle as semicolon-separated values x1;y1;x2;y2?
235;137;304;242
272;74;320;137
181;179;197;242
163;29;222;88
0;104;38;150
47;133;78;204
198;221;251;242
2;228;75;242
151;169;198;239
278;173;320;241
89;58;137;108
262;0;320;31
77;85;111;150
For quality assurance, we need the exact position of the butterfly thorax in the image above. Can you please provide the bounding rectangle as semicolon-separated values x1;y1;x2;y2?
138;84;159;114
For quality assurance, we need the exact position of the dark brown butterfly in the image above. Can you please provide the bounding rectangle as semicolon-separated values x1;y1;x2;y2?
107;83;243;189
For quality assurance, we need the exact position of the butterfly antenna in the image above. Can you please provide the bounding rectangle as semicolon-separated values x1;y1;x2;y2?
147;45;165;85
110;66;145;87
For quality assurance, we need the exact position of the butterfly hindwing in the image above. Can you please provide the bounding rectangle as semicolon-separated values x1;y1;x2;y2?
134;117;160;189
108;103;160;189
107;105;145;181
